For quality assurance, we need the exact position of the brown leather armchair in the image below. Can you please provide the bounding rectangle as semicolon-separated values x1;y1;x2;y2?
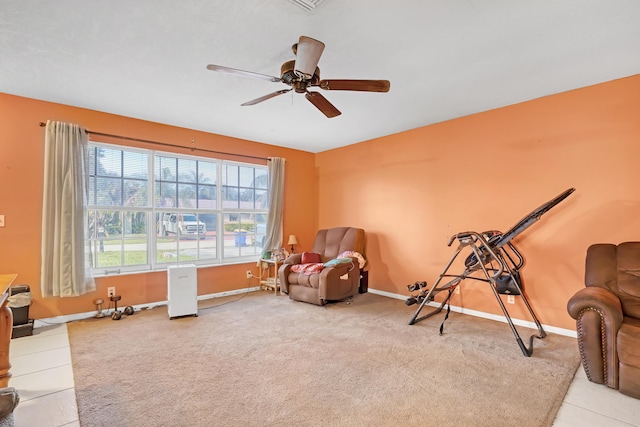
567;242;640;399
278;227;366;306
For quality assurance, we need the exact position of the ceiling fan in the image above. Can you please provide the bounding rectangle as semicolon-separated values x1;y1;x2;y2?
206;36;390;118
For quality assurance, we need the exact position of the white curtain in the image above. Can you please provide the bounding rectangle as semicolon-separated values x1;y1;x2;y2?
41;121;95;297
262;157;285;257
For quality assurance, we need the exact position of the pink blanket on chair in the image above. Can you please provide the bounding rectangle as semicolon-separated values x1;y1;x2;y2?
290;263;324;275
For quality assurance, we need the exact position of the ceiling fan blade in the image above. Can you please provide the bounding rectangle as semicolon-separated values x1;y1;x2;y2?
318;79;391;92
241;89;292;106
206;64;281;83
294;36;325;80
305;91;341;118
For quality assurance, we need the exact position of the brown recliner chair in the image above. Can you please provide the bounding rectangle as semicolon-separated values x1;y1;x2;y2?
278;227;365;306
567;242;640;399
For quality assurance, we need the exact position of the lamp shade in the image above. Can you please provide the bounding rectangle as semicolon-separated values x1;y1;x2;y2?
287;235;298;245
294;36;325;80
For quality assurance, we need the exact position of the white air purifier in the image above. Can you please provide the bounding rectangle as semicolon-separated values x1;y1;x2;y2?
167;264;198;319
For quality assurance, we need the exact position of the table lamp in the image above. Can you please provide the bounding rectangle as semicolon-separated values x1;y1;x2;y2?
287;235;298;253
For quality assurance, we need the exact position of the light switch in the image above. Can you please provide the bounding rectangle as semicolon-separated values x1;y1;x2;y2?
0;215;4;227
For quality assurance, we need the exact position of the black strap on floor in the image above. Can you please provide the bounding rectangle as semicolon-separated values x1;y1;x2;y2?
439;299;451;335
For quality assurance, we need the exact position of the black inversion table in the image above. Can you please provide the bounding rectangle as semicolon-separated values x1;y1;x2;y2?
406;188;575;357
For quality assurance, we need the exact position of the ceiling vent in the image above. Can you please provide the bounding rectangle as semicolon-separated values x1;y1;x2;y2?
289;0;326;12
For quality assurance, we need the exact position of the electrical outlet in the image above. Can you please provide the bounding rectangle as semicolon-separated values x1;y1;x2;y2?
107;287;116;298
507;295;515;304
246;270;252;279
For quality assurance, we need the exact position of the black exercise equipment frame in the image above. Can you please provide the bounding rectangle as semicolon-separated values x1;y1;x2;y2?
407;188;575;357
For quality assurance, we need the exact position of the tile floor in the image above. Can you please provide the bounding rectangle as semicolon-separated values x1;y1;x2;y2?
9;323;78;427
7;323;640;427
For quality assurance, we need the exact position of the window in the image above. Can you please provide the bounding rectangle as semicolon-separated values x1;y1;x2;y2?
88;143;268;275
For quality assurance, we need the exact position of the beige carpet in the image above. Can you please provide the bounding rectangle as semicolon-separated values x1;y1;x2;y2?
68;292;580;427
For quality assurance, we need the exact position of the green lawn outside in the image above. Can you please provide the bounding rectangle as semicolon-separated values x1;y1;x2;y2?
95;250;197;267
101;236;174;245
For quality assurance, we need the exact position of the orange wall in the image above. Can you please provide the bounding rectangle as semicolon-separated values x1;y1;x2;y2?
316;74;640;330
0;94;317;319
3;74;639;330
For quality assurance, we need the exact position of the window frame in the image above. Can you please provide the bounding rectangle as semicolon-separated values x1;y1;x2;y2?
87;142;269;277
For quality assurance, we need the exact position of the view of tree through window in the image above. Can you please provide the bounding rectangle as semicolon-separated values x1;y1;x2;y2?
87;143;268;275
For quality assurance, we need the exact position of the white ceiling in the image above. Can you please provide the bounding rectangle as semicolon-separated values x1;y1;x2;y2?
1;0;639;153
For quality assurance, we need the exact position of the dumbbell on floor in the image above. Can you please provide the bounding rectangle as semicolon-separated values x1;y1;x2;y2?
93;299;105;318
406;281;428;292
109;295;135;320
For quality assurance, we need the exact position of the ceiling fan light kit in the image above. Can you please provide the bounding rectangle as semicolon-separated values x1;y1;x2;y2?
293;36;325;79
207;35;390;118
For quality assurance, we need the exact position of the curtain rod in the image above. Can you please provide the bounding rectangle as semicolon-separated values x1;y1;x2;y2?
38;122;269;162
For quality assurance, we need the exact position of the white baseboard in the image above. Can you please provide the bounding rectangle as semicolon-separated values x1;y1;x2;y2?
33;286;577;339
33;286;261;329
368;288;577;338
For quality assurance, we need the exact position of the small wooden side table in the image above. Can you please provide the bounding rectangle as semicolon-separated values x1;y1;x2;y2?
259;259;281;295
